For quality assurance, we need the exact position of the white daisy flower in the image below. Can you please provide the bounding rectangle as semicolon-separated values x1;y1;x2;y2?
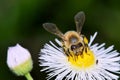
39;32;120;80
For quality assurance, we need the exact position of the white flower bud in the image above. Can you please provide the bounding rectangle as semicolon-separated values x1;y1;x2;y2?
7;44;33;76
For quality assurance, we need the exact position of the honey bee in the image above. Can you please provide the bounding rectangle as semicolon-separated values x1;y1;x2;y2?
43;11;89;57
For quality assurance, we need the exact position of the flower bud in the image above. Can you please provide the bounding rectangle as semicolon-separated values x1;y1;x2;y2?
7;44;33;76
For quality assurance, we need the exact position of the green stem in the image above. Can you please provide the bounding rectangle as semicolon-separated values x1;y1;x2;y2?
25;73;33;80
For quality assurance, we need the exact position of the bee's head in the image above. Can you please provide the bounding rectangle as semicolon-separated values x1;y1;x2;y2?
63;31;84;49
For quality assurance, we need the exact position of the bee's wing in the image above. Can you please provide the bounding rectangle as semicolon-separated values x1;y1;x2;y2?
74;11;85;34
43;23;64;39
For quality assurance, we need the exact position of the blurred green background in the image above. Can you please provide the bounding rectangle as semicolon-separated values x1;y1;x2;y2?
0;0;120;80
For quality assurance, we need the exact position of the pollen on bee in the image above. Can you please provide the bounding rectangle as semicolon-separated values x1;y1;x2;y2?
83;37;88;44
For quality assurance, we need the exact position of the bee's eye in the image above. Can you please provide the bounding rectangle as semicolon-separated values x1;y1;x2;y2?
71;45;77;51
70;37;78;44
77;43;83;47
71;43;83;51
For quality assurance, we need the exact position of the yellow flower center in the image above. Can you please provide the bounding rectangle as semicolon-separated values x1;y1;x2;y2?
68;49;96;70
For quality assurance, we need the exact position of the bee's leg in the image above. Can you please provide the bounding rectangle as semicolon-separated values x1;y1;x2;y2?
63;47;71;61
67;49;73;57
63;48;70;56
80;53;84;58
85;46;87;53
74;55;78;61
67;49;77;61
79;50;84;58
84;44;90;56
63;46;74;59
62;45;69;56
